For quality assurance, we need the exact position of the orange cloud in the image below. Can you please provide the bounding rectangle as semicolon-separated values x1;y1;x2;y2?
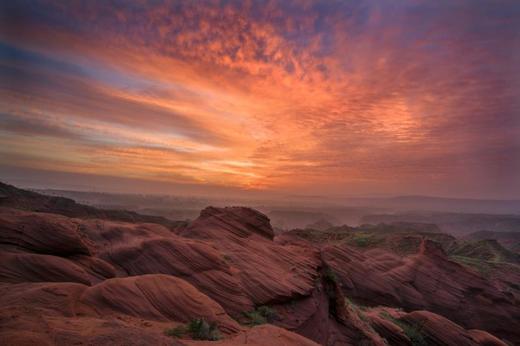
1;0;519;198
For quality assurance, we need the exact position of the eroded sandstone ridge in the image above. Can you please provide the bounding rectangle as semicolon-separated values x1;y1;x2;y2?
0;182;517;345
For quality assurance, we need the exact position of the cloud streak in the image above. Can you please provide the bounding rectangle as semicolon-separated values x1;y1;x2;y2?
1;0;519;197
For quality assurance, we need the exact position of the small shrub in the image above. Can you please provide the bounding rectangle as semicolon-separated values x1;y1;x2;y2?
379;311;393;320
243;305;277;326
187;318;221;341
257;306;277;321
400;323;427;346
244;310;267;325
355;237;370;247
345;297;368;322
164;325;186;338
379;312;426;346
323;267;337;283
357;310;369;322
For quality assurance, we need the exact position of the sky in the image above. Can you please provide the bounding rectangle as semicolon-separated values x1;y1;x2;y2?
0;0;519;199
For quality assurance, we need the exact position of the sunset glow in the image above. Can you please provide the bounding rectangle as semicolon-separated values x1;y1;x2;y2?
1;1;519;197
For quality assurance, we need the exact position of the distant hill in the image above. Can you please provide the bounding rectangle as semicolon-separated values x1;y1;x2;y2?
450;239;520;264
267;209;341;230
347;195;520;214
361;211;520;236
0;181;185;230
465;231;520;254
284;222;455;256
304;219;335;231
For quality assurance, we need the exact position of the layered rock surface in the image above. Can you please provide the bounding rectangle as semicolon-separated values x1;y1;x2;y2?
320;239;519;342
0;183;517;345
0;203;326;345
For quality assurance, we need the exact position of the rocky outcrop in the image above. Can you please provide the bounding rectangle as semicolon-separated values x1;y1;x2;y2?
79;274;241;334
0;185;516;345
0;252;91;285
365;308;507;346
273;266;386;345
183;207;320;306
102;236;254;315
401;310;507;346
0;208;90;256
182;324;321;345
186;206;275;240
322;239;520;343
69;255;116;283
0;205;324;344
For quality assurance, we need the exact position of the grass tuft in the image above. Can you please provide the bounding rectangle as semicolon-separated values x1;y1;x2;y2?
164;325;186;338
243;305;277;326
187;318;222;341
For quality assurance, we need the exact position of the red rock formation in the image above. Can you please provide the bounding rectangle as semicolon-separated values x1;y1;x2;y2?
365;307;507;346
0;206;326;345
272;266;386;345
0;252;91;284
0;193;516;345
0;207;90;256
321;239;520;343
401;310;507;346
79;274;241;334
182;207;320;306
183;324;321;345
190;206;275;240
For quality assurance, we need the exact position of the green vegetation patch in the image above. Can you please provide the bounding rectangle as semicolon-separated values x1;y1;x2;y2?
450;255;492;277
243;306;277;326
346;232;383;248
449;240;519;264
288;228;352;243
165;319;221;340
164;325;186;338
345;297;368;322
394;237;422;255
323;267;337;283
380;312;427;346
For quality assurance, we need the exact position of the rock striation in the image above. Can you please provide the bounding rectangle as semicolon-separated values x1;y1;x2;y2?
0;183;517;345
